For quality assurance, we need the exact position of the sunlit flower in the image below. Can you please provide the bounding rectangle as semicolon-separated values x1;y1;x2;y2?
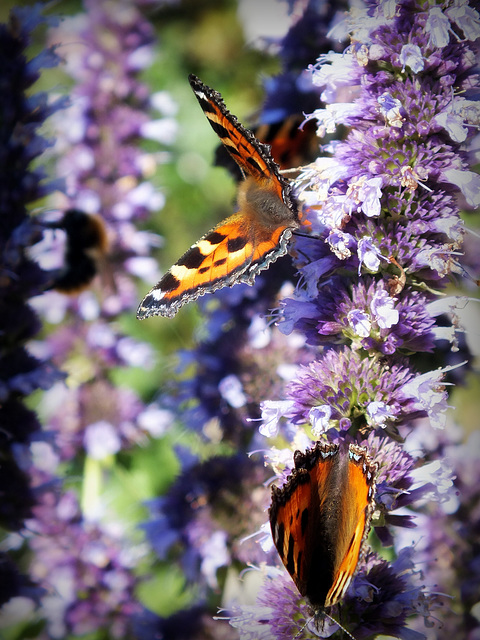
228;0;478;635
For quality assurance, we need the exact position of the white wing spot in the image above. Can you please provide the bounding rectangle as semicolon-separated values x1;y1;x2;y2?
170;264;190;279
151;289;166;301
196;239;216;255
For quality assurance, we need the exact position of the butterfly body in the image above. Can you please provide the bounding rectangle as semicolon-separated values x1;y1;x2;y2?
137;75;300;319
269;442;377;610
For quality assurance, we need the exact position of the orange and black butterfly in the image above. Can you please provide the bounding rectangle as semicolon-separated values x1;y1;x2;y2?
136;75;301;319
269;442;377;611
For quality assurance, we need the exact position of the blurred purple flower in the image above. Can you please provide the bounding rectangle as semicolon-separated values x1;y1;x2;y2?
1;0;179;635
0;3;66;611
26;481;146;639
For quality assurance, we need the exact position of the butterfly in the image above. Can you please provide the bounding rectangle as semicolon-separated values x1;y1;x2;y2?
46;209;109;294
136;74;301;319
269;441;377;613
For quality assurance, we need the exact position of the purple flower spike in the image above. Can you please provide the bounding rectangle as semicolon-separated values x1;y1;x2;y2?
0;4;64;536
226;0;479;638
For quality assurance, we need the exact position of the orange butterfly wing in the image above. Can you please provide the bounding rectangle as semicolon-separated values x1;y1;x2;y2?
270;443;338;603
324;444;377;607
188;74;296;207
137;76;299;319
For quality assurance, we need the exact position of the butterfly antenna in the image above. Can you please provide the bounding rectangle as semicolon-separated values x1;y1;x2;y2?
280;166;306;175
292;615;312;640
292;229;322;240
323;610;357;640
291;611;357;640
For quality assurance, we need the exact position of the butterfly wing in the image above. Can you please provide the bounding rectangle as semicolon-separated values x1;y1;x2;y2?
188;74;297;212
269;443;339;607
136;206;294;319
323;445;377;608
255;116;319;170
